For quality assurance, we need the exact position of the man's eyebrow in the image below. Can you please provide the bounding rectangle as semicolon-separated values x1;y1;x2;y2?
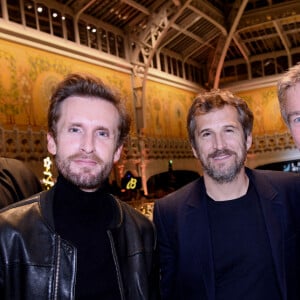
68;122;82;127
224;124;238;129
96;125;109;130
198;127;211;134
68;122;109;129
199;124;237;132
288;111;300;119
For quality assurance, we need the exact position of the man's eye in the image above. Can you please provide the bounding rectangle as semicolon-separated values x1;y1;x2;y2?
293;116;300;124
69;127;80;133
97;130;109;137
201;132;211;138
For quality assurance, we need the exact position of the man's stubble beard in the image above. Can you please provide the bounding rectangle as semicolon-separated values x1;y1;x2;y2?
198;145;247;184
55;153;113;190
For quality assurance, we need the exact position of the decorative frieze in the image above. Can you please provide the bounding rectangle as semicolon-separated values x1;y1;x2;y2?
0;127;48;161
248;132;296;154
0;127;297;179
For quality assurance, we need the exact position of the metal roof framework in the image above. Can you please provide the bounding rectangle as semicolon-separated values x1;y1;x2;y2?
52;0;300;88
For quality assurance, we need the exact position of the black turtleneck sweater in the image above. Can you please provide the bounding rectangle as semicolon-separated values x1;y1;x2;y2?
53;176;121;300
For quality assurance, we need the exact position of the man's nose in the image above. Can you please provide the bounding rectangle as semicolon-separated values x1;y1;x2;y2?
213;133;227;150
80;133;95;154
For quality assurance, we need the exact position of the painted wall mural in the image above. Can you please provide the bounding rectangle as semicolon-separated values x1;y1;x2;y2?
144;80;195;138
0;38;133;131
0;38;289;140
237;86;288;136
0;38;296;189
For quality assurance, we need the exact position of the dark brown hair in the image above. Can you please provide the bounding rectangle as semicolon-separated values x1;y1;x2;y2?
48;73;131;148
187;89;254;148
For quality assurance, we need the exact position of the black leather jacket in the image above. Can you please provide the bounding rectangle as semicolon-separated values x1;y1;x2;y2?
0;187;159;299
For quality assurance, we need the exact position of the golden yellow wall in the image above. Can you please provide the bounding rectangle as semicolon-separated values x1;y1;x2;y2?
144;82;289;138
0;38;134;130
0;38;198;139
0;38;288;139
144;80;195;138
237;86;288;136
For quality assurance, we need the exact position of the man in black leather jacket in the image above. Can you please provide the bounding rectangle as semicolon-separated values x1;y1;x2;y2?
0;73;159;299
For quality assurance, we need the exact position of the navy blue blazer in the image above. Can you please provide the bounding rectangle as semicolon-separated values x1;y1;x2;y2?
153;168;300;300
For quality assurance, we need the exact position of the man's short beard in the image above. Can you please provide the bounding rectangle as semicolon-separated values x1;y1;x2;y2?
198;146;247;184
55;155;113;190
203;157;244;183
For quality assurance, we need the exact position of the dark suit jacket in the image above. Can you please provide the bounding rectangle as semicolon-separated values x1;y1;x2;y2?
153;168;300;300
0;158;42;208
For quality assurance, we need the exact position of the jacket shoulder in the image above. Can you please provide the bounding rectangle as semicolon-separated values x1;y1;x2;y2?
119;200;154;229
0;192;41;212
249;168;300;185
155;178;204;208
0;193;43;230
115;200;157;254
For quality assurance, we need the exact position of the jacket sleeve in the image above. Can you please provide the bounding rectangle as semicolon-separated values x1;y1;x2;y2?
149;223;161;300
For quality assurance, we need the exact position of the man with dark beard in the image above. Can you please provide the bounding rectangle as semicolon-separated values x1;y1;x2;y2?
0;73;159;300
153;89;300;300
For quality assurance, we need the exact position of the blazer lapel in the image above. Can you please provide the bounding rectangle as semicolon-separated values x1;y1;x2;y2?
182;180;215;300
249;170;286;300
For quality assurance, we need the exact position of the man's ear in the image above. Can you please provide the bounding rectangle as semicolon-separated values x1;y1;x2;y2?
192;146;199;159
246;134;252;151
113;145;123;163
47;133;57;155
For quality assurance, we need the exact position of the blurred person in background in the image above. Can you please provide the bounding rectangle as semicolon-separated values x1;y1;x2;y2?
277;62;300;149
0;157;42;208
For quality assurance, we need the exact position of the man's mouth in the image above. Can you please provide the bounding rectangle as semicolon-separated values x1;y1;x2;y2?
71;154;102;166
209;150;235;160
